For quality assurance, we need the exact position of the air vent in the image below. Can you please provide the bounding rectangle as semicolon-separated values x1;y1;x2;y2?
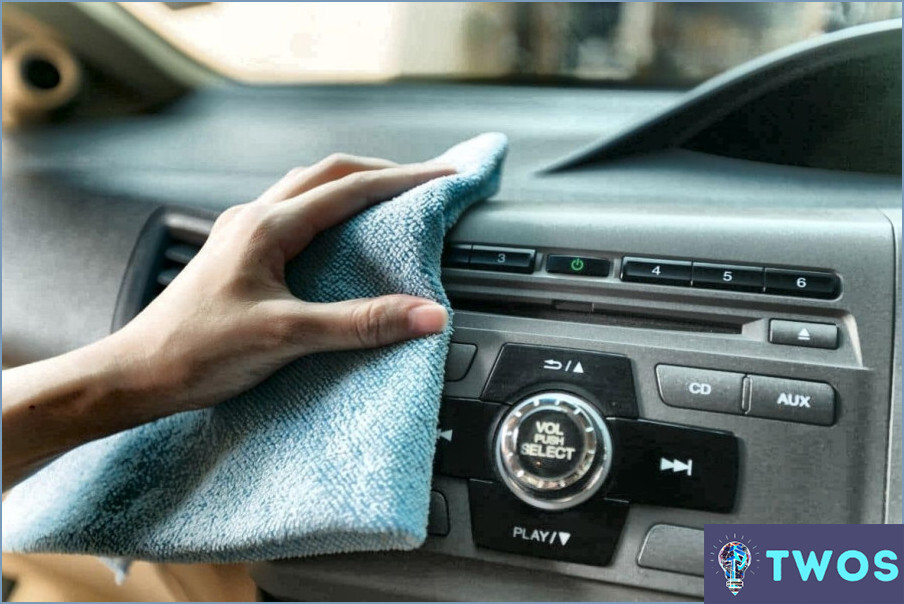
156;241;201;292
112;209;213;330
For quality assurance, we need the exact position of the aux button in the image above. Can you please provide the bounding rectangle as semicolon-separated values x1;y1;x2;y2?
495;392;613;510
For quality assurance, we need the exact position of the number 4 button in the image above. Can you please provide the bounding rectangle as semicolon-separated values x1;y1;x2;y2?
621;258;691;286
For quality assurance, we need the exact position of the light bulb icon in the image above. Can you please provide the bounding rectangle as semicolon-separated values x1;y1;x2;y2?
718;541;751;596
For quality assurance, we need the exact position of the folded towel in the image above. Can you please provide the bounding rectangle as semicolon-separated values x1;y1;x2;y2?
2;133;507;563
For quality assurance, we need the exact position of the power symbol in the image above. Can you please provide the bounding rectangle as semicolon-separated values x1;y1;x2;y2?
570;258;585;272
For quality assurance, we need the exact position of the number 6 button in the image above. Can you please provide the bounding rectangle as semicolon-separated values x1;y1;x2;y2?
764;268;839;299
621;257;691;286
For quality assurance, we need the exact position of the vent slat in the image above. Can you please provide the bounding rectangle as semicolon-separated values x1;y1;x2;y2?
164;243;200;265
157;267;181;287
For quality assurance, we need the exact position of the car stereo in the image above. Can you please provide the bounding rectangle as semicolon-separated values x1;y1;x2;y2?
410;227;890;597
253;201;897;601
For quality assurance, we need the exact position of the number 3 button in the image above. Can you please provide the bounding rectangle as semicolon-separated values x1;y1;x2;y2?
469;245;536;274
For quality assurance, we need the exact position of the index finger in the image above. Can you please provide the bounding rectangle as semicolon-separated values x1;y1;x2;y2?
271;162;456;259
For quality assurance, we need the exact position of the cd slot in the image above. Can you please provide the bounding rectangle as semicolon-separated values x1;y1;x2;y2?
449;296;742;334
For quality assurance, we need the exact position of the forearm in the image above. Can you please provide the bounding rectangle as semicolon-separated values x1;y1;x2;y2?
2;333;162;490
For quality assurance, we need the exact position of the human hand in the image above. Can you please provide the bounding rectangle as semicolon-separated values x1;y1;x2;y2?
111;154;455;416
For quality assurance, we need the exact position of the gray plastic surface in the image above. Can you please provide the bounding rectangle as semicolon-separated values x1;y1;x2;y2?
1;161;158;364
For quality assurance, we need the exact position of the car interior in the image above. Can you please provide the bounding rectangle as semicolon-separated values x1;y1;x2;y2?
2;2;902;602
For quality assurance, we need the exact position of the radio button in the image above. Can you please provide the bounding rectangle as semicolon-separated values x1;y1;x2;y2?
445;342;477;382
606;419;739;513
546;255;610;277
656;365;743;415
441;243;471;268
692;263;764;292
769;320;838;350
745;375;835;426
427;491;450;537
482;344;638;418
470;245;535;274
621;257;691;286
764;268;839;299
434;399;502;480
637;524;705;576
468;479;628;566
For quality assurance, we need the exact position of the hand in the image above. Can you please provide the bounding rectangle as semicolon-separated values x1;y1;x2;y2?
3;153;457;489
111;154;455;415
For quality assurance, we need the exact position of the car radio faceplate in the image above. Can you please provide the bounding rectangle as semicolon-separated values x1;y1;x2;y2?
416;205;895;599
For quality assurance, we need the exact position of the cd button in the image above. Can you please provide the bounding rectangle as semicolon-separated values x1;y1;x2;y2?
655;365;743;415
445;342;477;382
427;491;450;537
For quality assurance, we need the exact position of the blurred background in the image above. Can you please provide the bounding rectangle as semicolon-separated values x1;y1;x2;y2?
118;1;902;85
2;2;901;128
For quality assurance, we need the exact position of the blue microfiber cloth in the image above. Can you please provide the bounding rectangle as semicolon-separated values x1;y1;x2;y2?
2;133;507;563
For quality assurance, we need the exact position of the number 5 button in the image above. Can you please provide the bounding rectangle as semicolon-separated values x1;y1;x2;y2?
621;257;691;286
692;263;764;292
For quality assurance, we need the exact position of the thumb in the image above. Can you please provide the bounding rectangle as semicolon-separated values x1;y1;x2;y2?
301;294;448;353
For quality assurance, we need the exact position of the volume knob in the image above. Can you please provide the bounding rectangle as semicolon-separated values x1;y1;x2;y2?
494;392;612;510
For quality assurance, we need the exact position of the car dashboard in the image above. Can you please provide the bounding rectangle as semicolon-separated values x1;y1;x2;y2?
2;22;901;603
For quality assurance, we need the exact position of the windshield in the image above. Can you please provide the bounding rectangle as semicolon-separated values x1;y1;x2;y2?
123;2;901;86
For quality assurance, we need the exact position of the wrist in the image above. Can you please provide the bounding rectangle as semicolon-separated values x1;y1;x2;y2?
97;328;180;424
2;332;171;488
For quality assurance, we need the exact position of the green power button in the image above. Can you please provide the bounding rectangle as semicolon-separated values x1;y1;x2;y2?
570;257;585;272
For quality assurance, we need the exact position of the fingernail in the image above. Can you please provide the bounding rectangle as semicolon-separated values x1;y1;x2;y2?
408;303;448;335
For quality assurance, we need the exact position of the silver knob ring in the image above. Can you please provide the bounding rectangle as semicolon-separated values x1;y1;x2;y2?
495;391;613;511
